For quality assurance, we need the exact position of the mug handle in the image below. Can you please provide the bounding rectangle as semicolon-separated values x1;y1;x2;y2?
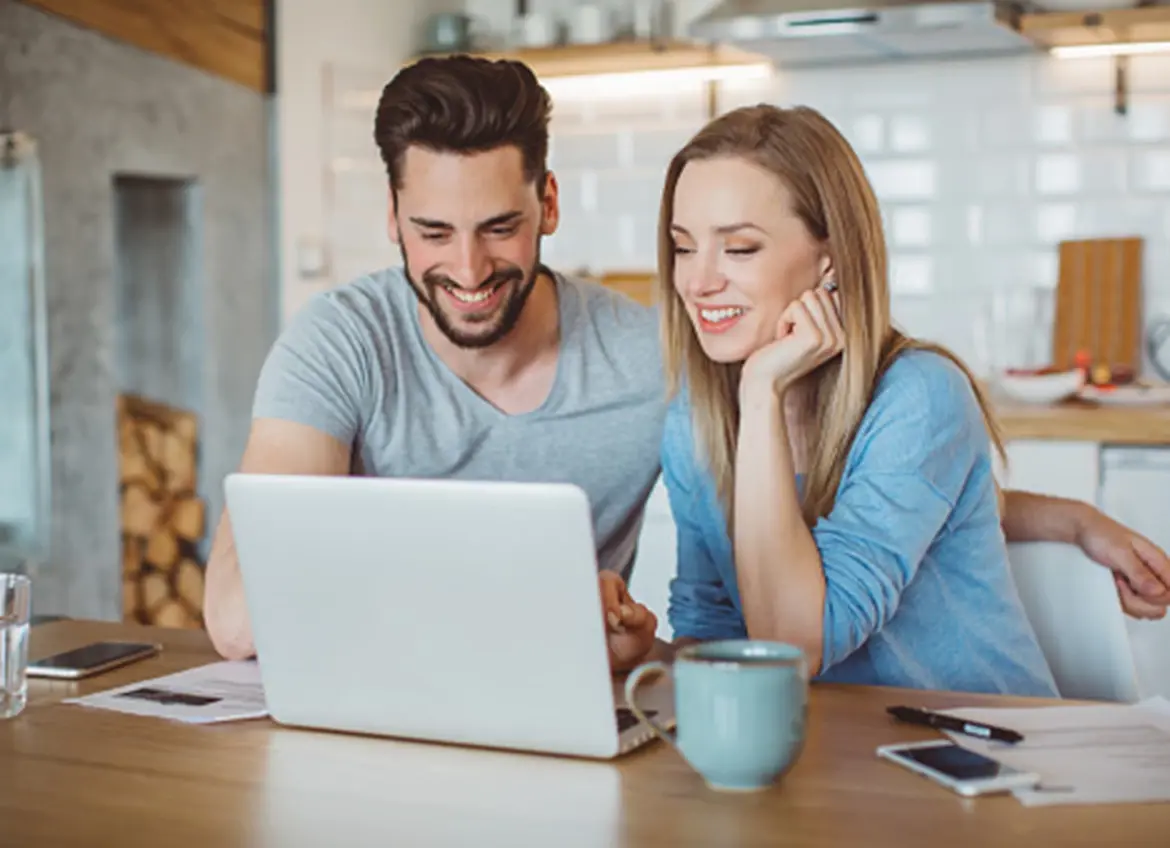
624;661;681;754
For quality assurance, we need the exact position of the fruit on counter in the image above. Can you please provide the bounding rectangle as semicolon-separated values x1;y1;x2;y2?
1107;364;1136;385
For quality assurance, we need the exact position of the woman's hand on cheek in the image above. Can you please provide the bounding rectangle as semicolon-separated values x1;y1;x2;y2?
741;286;844;399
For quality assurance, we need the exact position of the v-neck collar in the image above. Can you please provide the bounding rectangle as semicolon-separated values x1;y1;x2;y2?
407;266;574;422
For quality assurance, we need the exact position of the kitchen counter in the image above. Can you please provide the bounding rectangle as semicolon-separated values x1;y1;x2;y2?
994;399;1170;445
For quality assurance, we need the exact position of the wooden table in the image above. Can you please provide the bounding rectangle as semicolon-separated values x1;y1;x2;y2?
3;621;1167;847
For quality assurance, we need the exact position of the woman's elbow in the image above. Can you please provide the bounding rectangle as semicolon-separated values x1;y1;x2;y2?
743;618;824;674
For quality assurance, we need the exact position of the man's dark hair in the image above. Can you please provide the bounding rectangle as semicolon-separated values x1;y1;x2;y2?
374;55;553;193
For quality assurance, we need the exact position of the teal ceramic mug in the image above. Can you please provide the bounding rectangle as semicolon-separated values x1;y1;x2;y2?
625;640;809;792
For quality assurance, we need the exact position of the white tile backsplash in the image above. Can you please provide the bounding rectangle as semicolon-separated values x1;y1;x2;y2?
1034;56;1117;96
1132;150;1170;193
866;160;937;200
1131;55;1170;94
319;49;1170;378
1035;203;1079;244
549;130;622;170
890;255;934;294
1034;104;1075;147
536;53;1169;378
1034;153;1081;195
888;115;932;153
850;115;885;154
1127;99;1170;143
891;207;932;248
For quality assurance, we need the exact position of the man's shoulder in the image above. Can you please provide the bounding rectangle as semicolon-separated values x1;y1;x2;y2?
285;266;411;340
312;265;409;314
556;270;659;331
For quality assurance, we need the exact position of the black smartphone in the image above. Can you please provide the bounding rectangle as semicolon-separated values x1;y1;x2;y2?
27;641;160;680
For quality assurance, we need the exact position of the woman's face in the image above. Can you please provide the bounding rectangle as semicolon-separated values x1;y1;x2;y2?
670;156;829;364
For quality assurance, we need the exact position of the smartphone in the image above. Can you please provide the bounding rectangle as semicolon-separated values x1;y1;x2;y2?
28;641;160;680
876;739;1040;797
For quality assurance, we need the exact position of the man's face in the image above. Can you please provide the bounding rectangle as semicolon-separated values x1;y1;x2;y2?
389;145;559;349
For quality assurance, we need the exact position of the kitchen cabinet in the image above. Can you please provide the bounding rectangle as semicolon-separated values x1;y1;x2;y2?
1099;448;1170;700
1000;440;1100;505
628;477;675;641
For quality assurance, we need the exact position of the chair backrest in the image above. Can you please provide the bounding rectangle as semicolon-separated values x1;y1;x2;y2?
1007;541;1141;702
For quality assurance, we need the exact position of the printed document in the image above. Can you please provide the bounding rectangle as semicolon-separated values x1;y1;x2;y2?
64;661;269;724
942;697;1170;806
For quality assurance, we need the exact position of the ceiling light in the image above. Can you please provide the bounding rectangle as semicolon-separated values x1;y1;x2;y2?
539;61;773;99
1051;40;1170;59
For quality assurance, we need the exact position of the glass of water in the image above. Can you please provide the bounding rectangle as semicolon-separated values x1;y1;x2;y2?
1;574;31;719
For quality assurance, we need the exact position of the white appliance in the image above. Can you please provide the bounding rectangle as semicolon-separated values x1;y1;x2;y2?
224;473;675;759
1099;447;1170;701
628;477;678;642
689;0;1036;67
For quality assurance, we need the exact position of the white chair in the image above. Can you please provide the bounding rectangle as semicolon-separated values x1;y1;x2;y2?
1007;541;1142;702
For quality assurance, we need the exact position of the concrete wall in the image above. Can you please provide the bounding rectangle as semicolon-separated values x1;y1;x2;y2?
0;0;277;618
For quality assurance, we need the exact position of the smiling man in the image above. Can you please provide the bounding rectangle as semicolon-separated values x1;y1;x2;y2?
203;56;666;667
204;54;1170;667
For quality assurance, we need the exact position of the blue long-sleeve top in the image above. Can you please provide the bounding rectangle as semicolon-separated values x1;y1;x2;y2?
661;349;1059;697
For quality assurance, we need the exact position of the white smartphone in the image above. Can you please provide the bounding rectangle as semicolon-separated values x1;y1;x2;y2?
876;739;1040;797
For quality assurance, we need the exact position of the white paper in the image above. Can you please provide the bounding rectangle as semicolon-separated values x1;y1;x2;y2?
941;696;1170;806
63;660;269;724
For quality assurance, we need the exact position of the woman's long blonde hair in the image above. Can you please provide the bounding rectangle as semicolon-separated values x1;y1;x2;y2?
658;105;1005;526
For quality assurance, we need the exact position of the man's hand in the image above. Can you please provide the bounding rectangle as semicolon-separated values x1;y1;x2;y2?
1075;511;1170;619
598;571;657;672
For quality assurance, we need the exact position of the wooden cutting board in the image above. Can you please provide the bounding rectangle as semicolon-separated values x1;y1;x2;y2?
1051;237;1143;373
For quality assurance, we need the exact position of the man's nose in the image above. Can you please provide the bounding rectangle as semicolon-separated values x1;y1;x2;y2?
452;238;493;288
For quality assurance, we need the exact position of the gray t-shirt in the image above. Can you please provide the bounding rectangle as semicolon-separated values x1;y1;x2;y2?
252;266;667;578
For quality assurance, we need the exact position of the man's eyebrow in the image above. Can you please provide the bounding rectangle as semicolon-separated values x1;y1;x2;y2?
477;210;523;229
409;216;451;229
408;211;524;230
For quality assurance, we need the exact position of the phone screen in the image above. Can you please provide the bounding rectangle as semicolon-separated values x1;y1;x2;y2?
31;642;155;671
898;743;1009;780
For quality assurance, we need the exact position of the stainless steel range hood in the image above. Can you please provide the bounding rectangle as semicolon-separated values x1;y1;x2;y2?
689;0;1036;67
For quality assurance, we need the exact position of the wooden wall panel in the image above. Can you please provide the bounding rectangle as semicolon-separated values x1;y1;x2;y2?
18;0;271;92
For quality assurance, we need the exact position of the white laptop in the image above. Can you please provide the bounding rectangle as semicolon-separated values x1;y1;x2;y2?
223;472;675;759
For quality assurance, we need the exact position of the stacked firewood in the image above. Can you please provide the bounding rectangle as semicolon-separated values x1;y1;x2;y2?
117;394;207;629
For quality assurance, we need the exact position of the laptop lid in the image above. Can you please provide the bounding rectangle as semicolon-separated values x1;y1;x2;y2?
225;473;624;758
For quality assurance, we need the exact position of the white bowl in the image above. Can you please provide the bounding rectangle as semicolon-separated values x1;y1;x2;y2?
995;369;1085;405
1036;1;1139;9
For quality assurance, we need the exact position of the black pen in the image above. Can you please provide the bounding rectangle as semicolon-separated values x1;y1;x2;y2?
887;705;1024;744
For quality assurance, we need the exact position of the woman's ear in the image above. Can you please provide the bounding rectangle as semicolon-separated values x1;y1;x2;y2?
817;251;835;287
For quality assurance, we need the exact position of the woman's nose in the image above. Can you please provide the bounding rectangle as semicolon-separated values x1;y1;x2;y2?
683;263;728;300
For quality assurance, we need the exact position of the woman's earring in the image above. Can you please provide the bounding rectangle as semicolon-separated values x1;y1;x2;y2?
822;278;838;293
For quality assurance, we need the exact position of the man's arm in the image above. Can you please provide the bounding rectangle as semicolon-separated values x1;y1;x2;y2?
1001;489;1170;618
1000;489;1089;546
203;419;352;659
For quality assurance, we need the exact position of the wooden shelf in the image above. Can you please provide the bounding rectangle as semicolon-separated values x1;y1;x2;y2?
996;398;1170;445
1018;6;1170;49
412;39;770;78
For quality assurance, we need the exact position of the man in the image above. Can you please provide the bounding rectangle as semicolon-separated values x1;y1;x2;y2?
204;55;1170;667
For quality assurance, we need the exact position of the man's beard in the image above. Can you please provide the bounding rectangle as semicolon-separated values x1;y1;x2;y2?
400;241;543;350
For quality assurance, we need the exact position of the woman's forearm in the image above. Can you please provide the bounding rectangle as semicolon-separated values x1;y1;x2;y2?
733;384;826;671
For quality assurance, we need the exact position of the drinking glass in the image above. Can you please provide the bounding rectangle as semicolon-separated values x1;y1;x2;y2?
1;573;31;719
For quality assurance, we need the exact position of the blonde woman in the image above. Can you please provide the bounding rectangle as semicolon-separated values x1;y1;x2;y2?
658;104;1058;696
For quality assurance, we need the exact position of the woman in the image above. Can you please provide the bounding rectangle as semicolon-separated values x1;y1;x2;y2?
658;104;1058;697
